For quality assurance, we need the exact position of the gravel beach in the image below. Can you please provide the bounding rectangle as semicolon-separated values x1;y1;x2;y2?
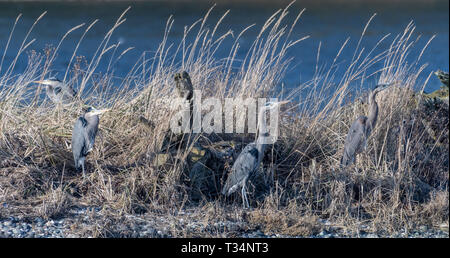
1;206;448;238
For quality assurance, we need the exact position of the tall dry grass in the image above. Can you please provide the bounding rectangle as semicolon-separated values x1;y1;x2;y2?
0;4;447;237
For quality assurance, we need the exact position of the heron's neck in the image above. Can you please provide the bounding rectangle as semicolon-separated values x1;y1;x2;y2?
84;114;99;126
367;93;378;133
256;107;269;155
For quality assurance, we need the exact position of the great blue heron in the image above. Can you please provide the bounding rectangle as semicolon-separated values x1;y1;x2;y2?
222;100;289;208
340;83;394;167
33;77;76;104
434;70;449;87
72;106;109;177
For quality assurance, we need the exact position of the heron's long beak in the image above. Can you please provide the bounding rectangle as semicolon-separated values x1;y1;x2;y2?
278;100;290;105
374;83;391;92
32;80;56;86
376;80;401;90
91;109;110;116
86;108;110;117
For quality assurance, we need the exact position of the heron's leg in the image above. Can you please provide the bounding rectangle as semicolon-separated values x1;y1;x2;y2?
241;185;246;208
243;183;249;209
270;167;274;185
245;189;249;209
81;162;86;179
56;103;62;122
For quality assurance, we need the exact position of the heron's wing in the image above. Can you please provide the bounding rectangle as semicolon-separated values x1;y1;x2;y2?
84;116;99;153
65;85;77;98
436;70;449;86
342;118;366;166
58;85;76;101
223;143;259;195
72;118;88;167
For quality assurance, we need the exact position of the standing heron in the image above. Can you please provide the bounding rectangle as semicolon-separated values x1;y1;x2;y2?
222;100;289;208
434;70;449;87
72;106;109;178
33;77;76;104
340;83;394;167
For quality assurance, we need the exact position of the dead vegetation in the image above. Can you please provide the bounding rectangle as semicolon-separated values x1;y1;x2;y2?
0;4;448;237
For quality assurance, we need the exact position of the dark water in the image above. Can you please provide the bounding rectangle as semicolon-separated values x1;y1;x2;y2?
0;1;448;93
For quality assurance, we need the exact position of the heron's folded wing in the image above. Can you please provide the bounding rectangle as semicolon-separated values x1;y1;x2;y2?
344;119;365;158
83;118;100;153
84;127;95;153
229;144;259;182
72;118;88;159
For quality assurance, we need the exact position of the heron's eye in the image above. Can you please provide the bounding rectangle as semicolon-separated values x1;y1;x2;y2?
54;87;62;94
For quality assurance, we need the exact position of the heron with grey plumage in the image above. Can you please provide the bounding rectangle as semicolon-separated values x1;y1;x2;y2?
222;100;289;208
340;82;396;167
72;106;109;178
32;77;77;104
